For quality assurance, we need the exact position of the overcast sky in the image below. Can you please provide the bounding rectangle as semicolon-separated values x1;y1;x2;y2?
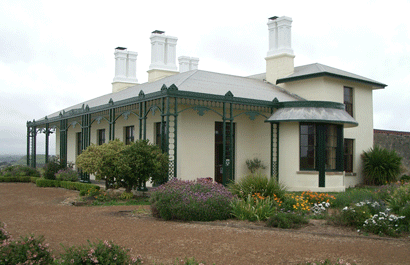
1;0;409;155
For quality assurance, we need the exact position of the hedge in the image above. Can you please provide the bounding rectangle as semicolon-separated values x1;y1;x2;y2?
0;176;33;182
35;178;100;191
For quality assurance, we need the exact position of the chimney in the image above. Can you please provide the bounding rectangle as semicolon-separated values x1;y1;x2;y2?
265;16;295;84
148;30;179;82
179;56;199;73
112;47;138;93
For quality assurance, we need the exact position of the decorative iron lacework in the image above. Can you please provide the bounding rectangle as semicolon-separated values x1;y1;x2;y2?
271;123;279;180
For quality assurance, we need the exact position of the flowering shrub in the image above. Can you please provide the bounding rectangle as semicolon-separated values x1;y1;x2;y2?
282;194;310;213
301;191;336;205
0;222;11;243
0;234;54;265
57;239;142;264
150;178;234;221
362;211;405;237
230;193;276;221
335;202;373;228
311;202;331;215
55;168;79;182
304;259;356;265
266;212;308;229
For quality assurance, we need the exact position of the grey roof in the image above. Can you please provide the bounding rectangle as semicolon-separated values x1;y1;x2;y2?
266;106;358;127
277;63;387;88
43;70;301;120
249;63;387;88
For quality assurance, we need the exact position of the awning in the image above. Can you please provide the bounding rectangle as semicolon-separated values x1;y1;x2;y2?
266;101;358;127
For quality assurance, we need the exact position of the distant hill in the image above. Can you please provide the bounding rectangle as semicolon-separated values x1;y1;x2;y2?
0;154;51;168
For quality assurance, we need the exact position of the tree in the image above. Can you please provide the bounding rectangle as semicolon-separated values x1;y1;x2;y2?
76;139;169;191
122;140;169;191
76;140;128;190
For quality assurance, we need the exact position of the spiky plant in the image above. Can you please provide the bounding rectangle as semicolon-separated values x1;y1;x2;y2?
362;146;402;185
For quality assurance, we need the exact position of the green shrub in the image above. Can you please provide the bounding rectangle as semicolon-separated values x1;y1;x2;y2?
0;222;11;242
43;158;63;180
398;202;410;231
386;183;410;213
35;178;100;192
333;203;372;228
0;165;40;178
150;178;234;221
332;187;380;208
362;146;402;185
230;194;277;221
245;158;266;173
55;168;79;182
0;176;32;182
0;234;54;265
267;212;308;229
361;211;406;237
120;191;134;200
58;239;142;265
400;174;410;182
227;172;286;200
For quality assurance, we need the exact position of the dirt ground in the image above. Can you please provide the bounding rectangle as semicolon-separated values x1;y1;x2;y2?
1;183;409;265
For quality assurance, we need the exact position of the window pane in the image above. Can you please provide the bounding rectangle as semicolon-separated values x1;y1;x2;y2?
300;124;316;170
344;139;354;172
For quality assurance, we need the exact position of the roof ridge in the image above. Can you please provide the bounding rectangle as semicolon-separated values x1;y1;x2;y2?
177;70;199;87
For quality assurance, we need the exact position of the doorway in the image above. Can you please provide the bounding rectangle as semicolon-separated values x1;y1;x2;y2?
215;122;235;184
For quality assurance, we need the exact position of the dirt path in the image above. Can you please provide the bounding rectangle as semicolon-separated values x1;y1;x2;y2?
1;183;409;264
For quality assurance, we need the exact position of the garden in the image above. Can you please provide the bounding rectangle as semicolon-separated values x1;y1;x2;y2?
1;143;409;264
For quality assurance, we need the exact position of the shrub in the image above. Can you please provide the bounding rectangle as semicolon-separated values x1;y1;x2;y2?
281;193;310;214
398;202;410;231
0;222;11;242
0;176;32;182
58;239;142;265
150;178;234;221
400;174;410;182
333;202;373;228
36;178;100;192
245;158;266;173
230;193;277;221
55;168;79;182
267;212;308;229
332;187;380;208
0;165;40;178
227;172;286;200
43;158;64;180
362;146;402;185
0;234;54;265
386;183;410;213
120;192;134;200
361;211;406;237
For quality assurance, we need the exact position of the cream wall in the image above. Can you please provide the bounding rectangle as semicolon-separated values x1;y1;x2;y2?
279;77;375;189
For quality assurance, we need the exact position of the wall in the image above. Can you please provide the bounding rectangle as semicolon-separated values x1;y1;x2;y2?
280;77;375;188
374;129;410;175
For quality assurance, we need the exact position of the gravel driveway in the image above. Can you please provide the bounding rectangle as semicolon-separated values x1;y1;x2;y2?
1;183;409;264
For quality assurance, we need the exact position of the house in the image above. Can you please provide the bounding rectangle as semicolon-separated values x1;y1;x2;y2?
26;16;387;192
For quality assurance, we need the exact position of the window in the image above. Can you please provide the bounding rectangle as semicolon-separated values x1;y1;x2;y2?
76;132;82;156
344;86;353;117
344;139;354;172
300;123;343;171
98;129;105;145
300;124;316;170
124;126;134;145
155;122;166;149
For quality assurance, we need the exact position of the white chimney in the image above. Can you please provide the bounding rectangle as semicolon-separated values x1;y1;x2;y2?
265;16;295;84
179;56;199;73
148;30;179;82
112;47;138;93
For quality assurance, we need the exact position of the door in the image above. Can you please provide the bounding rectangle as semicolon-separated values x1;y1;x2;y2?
215;122;235;184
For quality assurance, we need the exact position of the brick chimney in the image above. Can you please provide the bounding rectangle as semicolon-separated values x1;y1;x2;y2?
147;30;179;82
112;47;138;93
265;16;295;84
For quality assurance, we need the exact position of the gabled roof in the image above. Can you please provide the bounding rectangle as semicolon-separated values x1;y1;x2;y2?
277;63;387;89
42;70;301;120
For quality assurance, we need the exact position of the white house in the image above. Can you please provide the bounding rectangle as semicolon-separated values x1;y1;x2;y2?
27;16;386;192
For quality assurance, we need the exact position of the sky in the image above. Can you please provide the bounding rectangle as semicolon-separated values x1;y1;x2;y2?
1;0;409;155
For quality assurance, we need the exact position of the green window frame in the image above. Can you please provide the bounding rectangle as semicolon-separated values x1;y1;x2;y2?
98;129;105;146
300;123;344;172
344;138;354;172
76;132;82;156
124;126;134;145
344;86;353;117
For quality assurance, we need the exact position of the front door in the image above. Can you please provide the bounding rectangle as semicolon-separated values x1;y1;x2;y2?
215;122;235;184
